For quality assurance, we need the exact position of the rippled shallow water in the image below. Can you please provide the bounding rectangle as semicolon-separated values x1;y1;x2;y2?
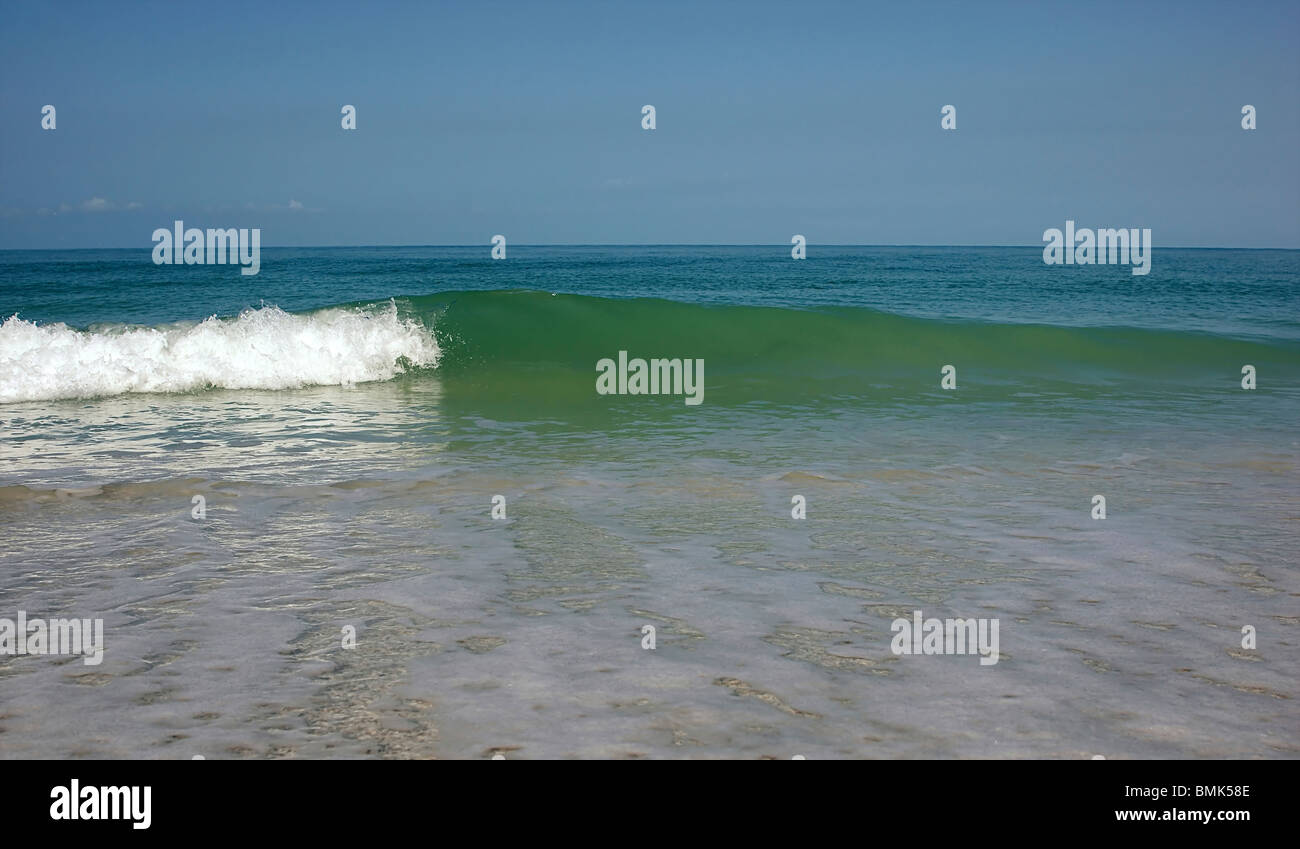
1;378;1295;758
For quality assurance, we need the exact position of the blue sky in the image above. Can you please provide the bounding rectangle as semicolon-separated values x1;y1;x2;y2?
1;0;1296;248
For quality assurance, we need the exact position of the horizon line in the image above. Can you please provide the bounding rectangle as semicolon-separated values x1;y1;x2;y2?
2;243;1298;252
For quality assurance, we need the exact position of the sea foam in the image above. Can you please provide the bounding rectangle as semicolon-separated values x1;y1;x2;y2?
0;303;440;403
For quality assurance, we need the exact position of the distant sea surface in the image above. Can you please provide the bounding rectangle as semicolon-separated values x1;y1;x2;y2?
1;246;1296;758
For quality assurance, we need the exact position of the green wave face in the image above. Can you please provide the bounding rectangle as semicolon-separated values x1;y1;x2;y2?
395;290;1300;409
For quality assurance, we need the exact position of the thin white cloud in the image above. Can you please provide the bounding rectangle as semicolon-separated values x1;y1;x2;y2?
40;197;143;214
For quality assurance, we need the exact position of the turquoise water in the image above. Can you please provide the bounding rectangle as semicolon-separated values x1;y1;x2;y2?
4;246;1300;335
0;246;1296;758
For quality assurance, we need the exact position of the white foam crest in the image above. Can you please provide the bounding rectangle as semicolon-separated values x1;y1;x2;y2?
0;303;441;403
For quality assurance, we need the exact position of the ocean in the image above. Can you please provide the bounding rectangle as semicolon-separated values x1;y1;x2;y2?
1;245;1297;758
